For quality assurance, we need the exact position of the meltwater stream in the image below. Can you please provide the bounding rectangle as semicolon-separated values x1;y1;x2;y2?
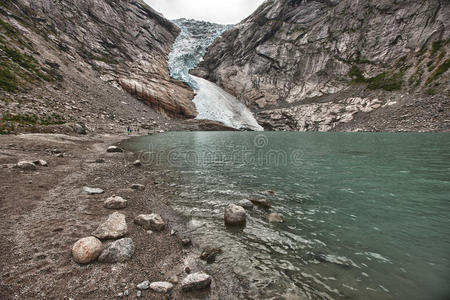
124;132;450;300
168;19;263;131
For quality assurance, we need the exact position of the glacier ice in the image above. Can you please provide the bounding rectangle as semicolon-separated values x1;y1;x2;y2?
168;19;263;131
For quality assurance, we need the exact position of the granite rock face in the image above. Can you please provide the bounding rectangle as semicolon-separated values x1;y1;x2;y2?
195;0;450;131
2;0;196;118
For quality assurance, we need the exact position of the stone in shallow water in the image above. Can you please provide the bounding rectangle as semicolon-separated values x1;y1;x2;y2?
81;186;104;195
98;238;134;263
133;160;142;167
149;281;174;293
72;236;102;264
181;272;211;291
134;214;165;231
250;198;271;208
224;204;246;226
267;212;283;223
93;212;128;239
238;199;254;209
200;247;222;264
104;196;127;209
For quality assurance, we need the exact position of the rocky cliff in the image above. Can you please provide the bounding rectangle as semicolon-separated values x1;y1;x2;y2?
194;0;450;131
0;0;197;135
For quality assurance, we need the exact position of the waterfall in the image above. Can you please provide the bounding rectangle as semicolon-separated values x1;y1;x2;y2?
168;18;263;131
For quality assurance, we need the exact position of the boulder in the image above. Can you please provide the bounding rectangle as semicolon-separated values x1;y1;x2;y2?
238;199;254;210
72;236;102;264
149;281;174;293
136;280;150;290
98;237;134;263
250;198;271;208
104;196;127;209
131;184;145;191
267;212;284;223
107;146;123;153
224;204;246;226
81;186;104;195
93;212;128;239
181;272;211;291
16;161;37;171
134;214;165;231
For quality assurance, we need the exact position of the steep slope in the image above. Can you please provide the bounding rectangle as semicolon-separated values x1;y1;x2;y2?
194;0;450;131
0;0;196;134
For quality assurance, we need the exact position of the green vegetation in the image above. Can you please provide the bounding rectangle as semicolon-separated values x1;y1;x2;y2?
1;113;65;126
1;45;37;71
349;65;403;91
431;40;445;56
0;64;18;91
426;59;450;84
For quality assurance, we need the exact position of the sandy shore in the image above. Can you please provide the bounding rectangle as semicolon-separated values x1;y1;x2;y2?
0;132;245;299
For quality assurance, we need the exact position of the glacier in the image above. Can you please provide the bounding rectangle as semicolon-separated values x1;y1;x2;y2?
168;19;263;131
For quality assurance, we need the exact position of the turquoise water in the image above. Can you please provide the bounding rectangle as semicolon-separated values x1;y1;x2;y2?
124;132;450;299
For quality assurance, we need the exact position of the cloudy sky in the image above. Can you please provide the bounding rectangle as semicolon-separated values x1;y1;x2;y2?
145;0;265;24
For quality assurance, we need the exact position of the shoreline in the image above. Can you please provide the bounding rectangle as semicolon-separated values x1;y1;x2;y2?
0;132;245;299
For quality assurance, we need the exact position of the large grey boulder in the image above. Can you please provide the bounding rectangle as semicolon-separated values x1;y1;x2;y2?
134;214;165;231
181;272;211;291
72;236;103;264
98;238;134;263
93;212;128;239
224;204;246;226
104;196;127;209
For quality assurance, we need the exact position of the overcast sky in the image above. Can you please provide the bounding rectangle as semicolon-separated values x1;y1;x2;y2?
145;0;265;24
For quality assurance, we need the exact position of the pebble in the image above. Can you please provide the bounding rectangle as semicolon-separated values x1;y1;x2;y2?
131;184;145;191
81;186;104;195
134;214;165;231
149;281;174;293
136;280;150;290
107;146;123;153
181;272;211;291
104;195;127;209
133;160;142;167
136;290;142;298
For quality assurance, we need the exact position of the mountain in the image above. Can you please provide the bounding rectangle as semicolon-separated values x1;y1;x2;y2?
194;0;450;131
0;0;196;135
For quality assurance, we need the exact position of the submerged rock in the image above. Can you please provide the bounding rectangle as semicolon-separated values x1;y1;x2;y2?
267;212;284;223
72;236;103;264
224;204;246;226
181;272;211;291
238;199;254;210
250;198;271;208
107;146;123;153
104;196;127;209
81;186;104;195
134;214;165;231
149;281;174;293
93;212;128;239
98;238;134;263
200;247;222;264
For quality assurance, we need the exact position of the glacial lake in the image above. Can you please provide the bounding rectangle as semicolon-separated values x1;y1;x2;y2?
124;132;450;300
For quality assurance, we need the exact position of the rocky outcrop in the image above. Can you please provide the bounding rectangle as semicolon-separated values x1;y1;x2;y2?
195;0;450;131
0;0;196;118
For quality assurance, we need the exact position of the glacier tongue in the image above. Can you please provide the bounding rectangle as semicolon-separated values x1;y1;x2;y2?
168;19;263;131
192;76;263;131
